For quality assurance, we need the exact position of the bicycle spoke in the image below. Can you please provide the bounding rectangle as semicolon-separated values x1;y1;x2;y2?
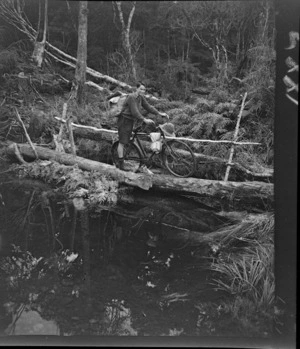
163;140;195;177
124;144;141;172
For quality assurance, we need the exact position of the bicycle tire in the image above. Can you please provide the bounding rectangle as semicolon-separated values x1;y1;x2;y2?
111;141;143;173
162;139;196;178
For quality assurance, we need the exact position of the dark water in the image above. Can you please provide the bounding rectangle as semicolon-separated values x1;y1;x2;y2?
0;177;261;337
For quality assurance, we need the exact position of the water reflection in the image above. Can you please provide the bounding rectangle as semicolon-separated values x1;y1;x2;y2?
0;178;231;336
103;299;137;336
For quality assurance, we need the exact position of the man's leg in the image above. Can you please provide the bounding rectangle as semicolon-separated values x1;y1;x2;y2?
116;117;133;171
117;142;125;170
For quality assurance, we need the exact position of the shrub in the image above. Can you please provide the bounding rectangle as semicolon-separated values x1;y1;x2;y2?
194;98;216;113
214;102;238;115
211;243;274;307
150;99;185;111
0;49;19;75
190;112;232;140
208;88;231;104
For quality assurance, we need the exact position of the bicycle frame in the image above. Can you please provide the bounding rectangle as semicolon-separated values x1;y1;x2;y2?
112;124;195;177
130;127;165;166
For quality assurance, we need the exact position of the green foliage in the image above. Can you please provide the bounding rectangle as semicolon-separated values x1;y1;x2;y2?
15;161;119;207
214;102;238;115
152;59;199;100
190;113;232;140
150;99;185;111
194;98;216;113
0;48;19;75
170;108;198;137
0;244;43;284
0;0;274;175
208;88;231;104
211;243;275;309
208;213;275;330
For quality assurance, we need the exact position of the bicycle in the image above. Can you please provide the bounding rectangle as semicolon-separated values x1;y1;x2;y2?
111;124;196;178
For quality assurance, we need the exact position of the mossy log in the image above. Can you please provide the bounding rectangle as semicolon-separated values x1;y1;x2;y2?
7;143;274;210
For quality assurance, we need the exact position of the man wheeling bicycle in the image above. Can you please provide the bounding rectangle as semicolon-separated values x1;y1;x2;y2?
116;82;169;171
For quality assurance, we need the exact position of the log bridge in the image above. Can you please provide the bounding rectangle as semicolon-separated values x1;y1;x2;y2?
7;143;274;211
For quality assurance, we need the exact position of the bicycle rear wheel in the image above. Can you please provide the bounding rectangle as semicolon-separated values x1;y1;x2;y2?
162;140;196;177
111;141;142;172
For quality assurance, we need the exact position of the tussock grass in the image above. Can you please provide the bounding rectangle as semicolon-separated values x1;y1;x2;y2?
213;213;274;248
208;213;275;332
211;243;274;307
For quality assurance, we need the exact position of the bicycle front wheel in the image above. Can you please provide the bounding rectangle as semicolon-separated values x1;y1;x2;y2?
162;140;196;178
111;141;142;173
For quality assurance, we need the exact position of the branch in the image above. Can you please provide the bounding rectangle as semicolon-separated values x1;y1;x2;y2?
224;92;248;181
45;48;133;90
12;143;27;164
14;108;39;159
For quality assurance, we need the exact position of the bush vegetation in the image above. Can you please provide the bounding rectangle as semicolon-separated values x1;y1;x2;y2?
200;214;277;336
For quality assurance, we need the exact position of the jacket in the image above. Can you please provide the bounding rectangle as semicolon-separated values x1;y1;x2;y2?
121;94;160;121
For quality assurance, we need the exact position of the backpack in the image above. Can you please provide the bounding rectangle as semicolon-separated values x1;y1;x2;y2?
106;94;128;118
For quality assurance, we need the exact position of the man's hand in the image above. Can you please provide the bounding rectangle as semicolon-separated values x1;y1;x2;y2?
144;118;155;125
159;112;169;120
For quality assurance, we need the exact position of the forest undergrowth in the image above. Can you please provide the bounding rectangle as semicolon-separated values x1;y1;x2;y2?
0;50;277;337
0;48;274;183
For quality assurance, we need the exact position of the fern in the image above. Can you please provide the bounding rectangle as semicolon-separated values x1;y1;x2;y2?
195;98;216;113
214;102;238;114
14;161;119;207
191;112;232;139
208;88;231;103
151;99;185;111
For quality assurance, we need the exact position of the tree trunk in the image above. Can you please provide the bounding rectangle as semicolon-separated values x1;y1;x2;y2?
7;143;274;211
115;1;137;81
0;0;150;94
32;0;48;67
75;1;88;105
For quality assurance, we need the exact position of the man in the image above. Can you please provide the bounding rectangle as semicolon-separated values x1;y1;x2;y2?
116;82;169;170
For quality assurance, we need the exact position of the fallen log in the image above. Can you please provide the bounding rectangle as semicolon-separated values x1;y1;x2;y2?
7;143;152;191
57;117;261;145
7;143;274;210
64;121;273;179
151;173;273;207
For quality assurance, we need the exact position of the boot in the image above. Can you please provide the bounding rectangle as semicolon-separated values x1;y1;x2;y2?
117;157;125;171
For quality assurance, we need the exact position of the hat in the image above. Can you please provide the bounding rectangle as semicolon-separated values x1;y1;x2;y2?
159;123;176;137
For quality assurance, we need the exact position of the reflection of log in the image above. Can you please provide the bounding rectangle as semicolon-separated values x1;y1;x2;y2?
97;204;218;245
7;143;274;210
120;191;232;230
104;204;266;246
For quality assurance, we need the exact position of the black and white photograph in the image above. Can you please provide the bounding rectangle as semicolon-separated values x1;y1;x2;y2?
0;0;297;347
